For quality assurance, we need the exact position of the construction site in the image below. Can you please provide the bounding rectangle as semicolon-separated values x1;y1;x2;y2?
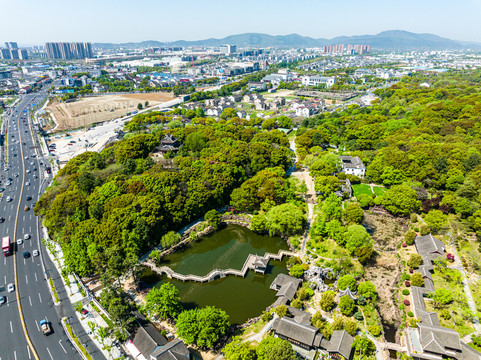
45;92;175;132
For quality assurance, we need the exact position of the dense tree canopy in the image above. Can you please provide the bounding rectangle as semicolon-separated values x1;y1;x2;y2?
36;125;292;279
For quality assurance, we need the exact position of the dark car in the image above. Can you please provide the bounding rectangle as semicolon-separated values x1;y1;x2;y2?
23;251;30;259
0;217;4;223
26;195;32;201
81;308;89;315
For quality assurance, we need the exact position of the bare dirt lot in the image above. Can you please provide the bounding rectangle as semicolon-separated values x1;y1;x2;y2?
46;92;175;132
363;211;408;252
364;253;402;327
362;212;407;337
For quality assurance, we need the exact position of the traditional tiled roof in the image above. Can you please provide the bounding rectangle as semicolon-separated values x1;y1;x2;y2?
339;156;365;169
272;317;322;348
150;338;190;360
326;330;354;360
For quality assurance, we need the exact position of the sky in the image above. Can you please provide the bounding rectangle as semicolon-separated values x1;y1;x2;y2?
1;0;481;45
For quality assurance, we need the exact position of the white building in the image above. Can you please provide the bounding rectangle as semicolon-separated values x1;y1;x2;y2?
301;75;335;88
340;156;366;178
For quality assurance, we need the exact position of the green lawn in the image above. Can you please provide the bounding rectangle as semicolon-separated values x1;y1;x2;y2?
307;238;349;260
352;184;373;197
427;267;475;336
372;186;386;196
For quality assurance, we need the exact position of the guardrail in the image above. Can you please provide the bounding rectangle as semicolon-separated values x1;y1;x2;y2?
61;317;93;360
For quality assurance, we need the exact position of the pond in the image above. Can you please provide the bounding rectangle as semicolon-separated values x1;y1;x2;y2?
139;225;291;325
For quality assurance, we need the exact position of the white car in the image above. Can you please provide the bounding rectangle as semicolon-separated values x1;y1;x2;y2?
7;283;14;292
26;182;30;186
17;238;23;245
26;169;31;174
0;295;5;305
24;234;30;240
33;250;39;257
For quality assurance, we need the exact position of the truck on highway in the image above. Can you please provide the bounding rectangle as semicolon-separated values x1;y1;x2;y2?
39;319;53;335
2;236;11;256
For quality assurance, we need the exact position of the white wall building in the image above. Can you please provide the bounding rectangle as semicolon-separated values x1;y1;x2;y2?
340;156;366;178
301;75;335;88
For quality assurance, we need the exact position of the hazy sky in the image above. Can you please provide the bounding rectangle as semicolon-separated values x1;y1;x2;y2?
1;0;480;45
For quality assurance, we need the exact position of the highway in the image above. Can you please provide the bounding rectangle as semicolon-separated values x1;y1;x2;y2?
0;92;104;360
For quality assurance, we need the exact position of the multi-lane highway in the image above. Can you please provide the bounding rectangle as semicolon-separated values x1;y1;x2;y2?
0;92;104;360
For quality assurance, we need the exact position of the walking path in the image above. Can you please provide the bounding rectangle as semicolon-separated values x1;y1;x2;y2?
449;235;481;332
288;138;316;256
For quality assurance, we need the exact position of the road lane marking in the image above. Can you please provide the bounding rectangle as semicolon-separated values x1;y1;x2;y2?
34;273;37;282
4;275;6;283
25;275;28;284
29;296;32;306
27;345;31;359
38;293;42;303
14;351;16;360
35;320;39;331
10;321;13;333
46;347;54;360
58;340;67;354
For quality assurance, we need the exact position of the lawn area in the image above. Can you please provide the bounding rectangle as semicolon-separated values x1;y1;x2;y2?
426;266;475;336
458;239;481;276
352;184;373;197
469;280;481;314
372;186;386;197
307;238;349;260
359;303;381;336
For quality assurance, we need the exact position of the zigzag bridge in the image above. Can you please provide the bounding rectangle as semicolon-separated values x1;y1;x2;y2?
145;250;296;283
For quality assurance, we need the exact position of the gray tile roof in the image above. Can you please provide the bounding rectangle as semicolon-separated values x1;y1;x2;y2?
339;155;365;170
272;317;321;348
150;338;190;360
132;322;168;358
270;274;302;302
419;324;462;352
415;234;445;260
327;330;354;360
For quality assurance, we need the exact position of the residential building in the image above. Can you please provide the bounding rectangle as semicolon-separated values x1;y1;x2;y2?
0;48;11;59
45;42;93;59
220;44;236;54
5;42;18;49
9;49;19;59
301;75;335;88
339;156;366;178
19;49;28;60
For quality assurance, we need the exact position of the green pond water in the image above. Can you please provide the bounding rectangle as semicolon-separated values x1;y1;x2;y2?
140;224;290;325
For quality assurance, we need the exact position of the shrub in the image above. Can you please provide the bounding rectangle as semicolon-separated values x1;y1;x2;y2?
472;335;481;347
440;309;451;320
404;229;416;245
407;311;414;317
414;227;419;232
402;289;410;296
405;281;411;287
404;300;410;306
354;312;364;321
368;325;381;336
410;213;418;223
407;253;423;269
420;224;430;236
411;273;424;287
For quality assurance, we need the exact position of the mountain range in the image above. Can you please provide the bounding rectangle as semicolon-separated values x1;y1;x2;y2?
94;30;481;51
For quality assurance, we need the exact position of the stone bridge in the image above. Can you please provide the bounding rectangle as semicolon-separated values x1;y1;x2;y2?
145;250;296;283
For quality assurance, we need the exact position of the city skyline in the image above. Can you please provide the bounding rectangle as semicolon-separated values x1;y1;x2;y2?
1;0;481;45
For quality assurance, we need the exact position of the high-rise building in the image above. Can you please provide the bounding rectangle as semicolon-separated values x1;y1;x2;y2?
221;44;237;54
9;49;19;59
19;49;28;60
0;48;11;59
5;42;18;49
45;42;93;59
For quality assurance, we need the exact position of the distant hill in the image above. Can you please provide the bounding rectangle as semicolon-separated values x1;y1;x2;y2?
94;30;481;51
